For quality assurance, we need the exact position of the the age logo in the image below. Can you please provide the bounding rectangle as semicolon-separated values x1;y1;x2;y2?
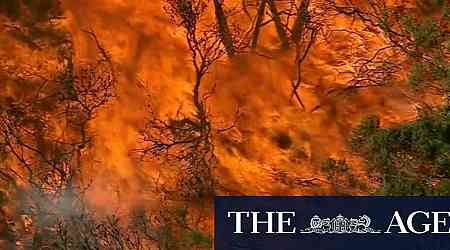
300;214;381;234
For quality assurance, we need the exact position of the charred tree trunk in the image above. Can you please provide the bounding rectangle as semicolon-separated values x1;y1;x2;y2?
267;0;289;49
251;0;267;48
213;0;235;57
291;0;310;43
242;0;252;20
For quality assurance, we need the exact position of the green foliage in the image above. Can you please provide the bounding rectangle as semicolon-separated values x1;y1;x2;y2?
182;229;212;249
409;63;427;87
377;174;431;196
391;2;450;93
0;0;63;23
321;158;357;195
409;57;450;91
417;0;450;14
0;188;7;205
322;158;349;173
433;179;450;195
350;106;450;195
349;115;380;152
379;10;392;33
410;19;441;49
0;0;20;19
444;6;450;19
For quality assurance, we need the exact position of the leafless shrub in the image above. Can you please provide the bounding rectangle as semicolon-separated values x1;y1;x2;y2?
136;0;240;200
0;31;116;248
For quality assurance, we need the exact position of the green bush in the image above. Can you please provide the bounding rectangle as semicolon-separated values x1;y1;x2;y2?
350;106;450;195
182;229;212;249
321;158;357;195
322;158;349;173
0;189;7;205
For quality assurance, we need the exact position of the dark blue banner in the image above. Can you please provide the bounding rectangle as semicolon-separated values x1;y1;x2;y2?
215;196;450;250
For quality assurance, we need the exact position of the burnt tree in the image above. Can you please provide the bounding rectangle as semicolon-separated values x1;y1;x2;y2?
213;0;236;57
0;30;116;248
267;0;290;49
140;0;228;200
251;0;267;48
